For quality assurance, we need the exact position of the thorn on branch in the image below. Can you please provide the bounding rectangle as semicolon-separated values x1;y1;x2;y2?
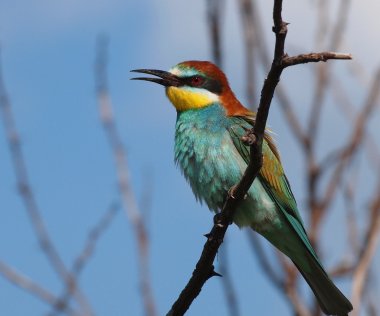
203;233;211;239
208;268;223;279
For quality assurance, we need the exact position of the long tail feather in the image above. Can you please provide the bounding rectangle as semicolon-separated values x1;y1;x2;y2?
257;224;353;315
294;253;353;316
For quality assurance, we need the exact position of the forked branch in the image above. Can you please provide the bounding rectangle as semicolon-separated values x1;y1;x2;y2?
166;1;351;315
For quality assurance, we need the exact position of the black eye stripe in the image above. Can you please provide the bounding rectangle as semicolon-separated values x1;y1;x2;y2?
182;76;201;86
181;76;223;95
203;78;223;94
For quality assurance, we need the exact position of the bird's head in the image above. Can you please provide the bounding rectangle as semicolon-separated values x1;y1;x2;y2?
131;60;251;116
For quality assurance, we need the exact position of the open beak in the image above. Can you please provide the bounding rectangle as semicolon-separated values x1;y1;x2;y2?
130;69;181;87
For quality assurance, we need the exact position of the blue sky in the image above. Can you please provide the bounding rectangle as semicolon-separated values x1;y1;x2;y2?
0;1;379;315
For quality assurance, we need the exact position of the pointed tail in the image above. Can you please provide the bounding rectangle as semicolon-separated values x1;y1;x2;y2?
293;251;353;316
258;223;353;315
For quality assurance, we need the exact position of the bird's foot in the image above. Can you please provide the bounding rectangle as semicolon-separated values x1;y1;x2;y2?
241;128;256;146
228;185;247;200
208;267;222;279
228;185;237;199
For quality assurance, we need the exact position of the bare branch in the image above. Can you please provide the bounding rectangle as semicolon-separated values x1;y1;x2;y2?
282;52;352;68
329;262;354;278
238;0;258;108
246;231;284;288
332;79;380;171
218;243;241;316
239;0;307;146
167;2;351;315
0;261;79;315
351;177;380;315
307;0;352;143
329;0;352;51
315;0;329;50
167;2;289;313
305;2;353;232
276;86;309;146
285;285;312;316
321;68;380;211
95;35;157;316
343;165;360;254
48;202;119;316
0;47;92;314
206;0;224;67
206;6;241;313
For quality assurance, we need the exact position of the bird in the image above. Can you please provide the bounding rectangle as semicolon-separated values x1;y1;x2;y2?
131;60;353;316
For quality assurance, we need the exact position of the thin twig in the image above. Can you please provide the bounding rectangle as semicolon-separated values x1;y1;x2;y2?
48;202;119;316
246;231;283;288
306;2;352;237
0;260;79;315
307;0;352;143
243;0;307;145
285;285;312;316
282;52;352;68
308;67;380;243
238;0;257;108
218;243;241;316
343;164;360;254
321;68;380;210
207;0;224;67
315;0;329;50
332;79;380;171
95;35;157;316
0;47;92;314
351;176;380;315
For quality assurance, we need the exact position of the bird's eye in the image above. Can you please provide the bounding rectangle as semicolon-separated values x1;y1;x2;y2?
190;76;204;87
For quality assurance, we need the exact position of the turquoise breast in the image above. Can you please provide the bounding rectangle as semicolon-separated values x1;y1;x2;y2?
174;104;278;230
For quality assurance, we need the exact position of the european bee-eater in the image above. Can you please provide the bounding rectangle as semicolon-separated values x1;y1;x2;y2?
132;61;353;316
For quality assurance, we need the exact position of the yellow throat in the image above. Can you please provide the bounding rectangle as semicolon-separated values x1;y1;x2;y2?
166;86;219;111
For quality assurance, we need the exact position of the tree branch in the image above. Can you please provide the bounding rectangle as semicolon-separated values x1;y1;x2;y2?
0;260;79;315
95;35;157;316
47;202;119;316
351;176;380;315
238;0;258;108
282;52;352;68
0;47;92;315
206;0;224;67
167;1;351;315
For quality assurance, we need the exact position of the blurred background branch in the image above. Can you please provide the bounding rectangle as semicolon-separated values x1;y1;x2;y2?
95;35;157;316
0;49;93;315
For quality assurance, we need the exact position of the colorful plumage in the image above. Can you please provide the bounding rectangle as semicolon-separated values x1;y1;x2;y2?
132;61;353;316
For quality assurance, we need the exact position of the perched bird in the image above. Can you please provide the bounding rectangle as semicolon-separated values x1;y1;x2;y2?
132;61;353;316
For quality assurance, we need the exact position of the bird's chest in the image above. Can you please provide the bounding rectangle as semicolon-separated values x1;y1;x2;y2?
173;107;279;230
174;113;246;211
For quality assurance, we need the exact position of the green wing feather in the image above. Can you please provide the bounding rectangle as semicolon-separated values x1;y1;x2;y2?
228;116;353;315
228;116;320;262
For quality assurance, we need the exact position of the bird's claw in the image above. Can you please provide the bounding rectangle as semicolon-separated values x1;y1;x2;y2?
228;186;237;199
241;129;256;146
